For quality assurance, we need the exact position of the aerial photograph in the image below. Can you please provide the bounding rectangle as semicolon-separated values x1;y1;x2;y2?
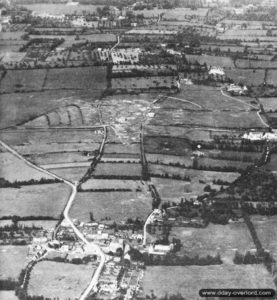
0;0;277;299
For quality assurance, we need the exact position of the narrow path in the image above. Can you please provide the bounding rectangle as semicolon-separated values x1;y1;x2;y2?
154;95;203;109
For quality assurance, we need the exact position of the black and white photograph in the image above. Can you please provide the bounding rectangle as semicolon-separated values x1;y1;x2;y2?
0;0;277;299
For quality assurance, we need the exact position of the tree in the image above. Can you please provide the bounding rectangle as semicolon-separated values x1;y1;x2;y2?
89;212;94;222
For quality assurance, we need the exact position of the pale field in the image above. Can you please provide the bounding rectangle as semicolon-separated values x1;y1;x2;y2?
0;152;53;182
0;291;19;300
48;167;88;182
81;179;145;191
142;265;274;299
169;223;254;260
0;183;70;218
93;162;142;178
28;151;93;165
18;220;58;230
150;109;264;129
70;191;152;222
28;261;94;300
0;245;28;280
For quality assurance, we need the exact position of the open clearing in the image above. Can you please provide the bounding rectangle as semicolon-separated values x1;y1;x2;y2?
169;223;254;261
142;265;274;299
0;183;70;218
0;151;53;182
70;191;152;222
0;245;28;280
28;261;93;300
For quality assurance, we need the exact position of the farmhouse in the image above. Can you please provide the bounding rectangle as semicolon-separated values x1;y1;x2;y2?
209;66;225;76
149;243;173;255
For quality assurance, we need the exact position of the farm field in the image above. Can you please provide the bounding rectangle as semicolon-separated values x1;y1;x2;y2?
144;136;191;156
197;157;252;171
0;128;104;146
264;153;277;172
225;69;265;86
0;245;28;280
22;103;100;127
0;69;47;93
144;126;214;141
236;59;277;69
70;190;152;222
149;165;239;184
27;151;93;165
28;261;93;300
14;142;100;156
266;70;277;86
150;110;264;129
0;89;92;129
80;179;145;191
111;76;176;90
186;54;234;68
169;223;254;260
251;215;277;259
18;220;57;230
44;66;107;91
0;151;53;182
48;166;88;182
93;162;142;178
0;183;70;218
142;265;274;299
259;97;277;112
0;291;18;300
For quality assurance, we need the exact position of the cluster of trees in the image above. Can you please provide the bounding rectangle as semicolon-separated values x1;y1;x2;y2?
138;252;222;266
233;250;274;264
150;173;191;181
0;177;61;188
